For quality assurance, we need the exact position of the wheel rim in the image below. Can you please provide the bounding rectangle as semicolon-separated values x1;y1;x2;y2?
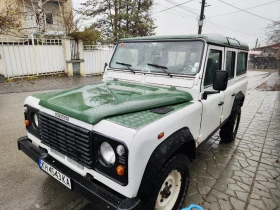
155;170;182;210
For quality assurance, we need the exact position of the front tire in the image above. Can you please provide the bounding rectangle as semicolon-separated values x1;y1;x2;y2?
220;107;241;143
142;154;191;210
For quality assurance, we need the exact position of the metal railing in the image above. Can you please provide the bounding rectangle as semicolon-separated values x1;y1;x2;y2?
83;45;115;51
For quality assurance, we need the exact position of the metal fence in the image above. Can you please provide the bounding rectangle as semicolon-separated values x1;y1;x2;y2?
0;37;65;78
83;45;114;75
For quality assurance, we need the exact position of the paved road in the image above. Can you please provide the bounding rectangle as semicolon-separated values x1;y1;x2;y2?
0;73;279;210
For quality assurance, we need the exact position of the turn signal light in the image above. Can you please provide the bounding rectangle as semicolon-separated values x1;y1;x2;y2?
24;120;30;126
158;132;164;139
116;165;125;176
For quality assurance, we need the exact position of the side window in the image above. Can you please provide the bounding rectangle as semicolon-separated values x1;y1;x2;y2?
226;51;236;79
237;52;248;76
204;50;222;87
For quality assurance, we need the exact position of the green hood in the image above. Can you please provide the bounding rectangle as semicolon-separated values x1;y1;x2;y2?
33;81;193;124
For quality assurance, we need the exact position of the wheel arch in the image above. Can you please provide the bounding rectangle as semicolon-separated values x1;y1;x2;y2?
232;91;245;114
137;127;196;198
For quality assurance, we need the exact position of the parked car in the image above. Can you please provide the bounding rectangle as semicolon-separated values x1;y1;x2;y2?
18;34;248;210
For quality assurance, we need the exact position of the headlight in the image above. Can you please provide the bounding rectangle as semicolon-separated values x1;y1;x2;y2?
34;113;39;127
100;142;116;165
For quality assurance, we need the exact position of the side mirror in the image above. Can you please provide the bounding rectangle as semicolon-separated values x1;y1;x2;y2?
213;70;228;91
104;62;108;73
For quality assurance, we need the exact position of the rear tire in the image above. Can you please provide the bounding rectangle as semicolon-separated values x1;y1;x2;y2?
220;107;241;143
141;154;191;210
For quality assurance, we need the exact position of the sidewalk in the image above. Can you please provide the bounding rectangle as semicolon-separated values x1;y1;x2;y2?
0;75;102;94
184;90;280;210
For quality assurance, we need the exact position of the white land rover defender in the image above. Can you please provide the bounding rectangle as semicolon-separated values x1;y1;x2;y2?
18;34;248;210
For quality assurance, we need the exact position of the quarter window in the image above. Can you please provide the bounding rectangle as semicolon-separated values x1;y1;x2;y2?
237;52;247;76
204;50;222;87
226;51;236;79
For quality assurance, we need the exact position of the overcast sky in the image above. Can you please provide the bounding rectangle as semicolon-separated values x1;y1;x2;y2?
74;0;280;49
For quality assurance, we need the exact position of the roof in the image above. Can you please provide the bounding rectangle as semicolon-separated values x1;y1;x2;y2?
119;34;249;51
249;51;262;55
255;42;280;50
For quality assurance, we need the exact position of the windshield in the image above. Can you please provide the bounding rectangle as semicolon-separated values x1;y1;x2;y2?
110;40;204;75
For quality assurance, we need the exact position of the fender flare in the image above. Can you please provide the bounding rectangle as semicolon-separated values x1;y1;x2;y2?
137;127;196;198
231;91;245;115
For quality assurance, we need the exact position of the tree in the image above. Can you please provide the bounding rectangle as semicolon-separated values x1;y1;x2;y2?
0;0;21;36
77;0;156;42
265;20;280;44
70;24;101;45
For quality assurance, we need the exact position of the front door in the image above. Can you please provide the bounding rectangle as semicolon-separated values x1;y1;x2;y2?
200;45;225;141
221;48;238;121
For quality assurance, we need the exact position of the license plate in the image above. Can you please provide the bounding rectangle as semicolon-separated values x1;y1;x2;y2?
39;158;71;189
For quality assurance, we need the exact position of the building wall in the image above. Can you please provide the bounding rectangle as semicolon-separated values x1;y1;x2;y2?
0;0;73;38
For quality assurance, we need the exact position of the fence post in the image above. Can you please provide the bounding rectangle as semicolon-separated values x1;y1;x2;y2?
78;39;85;76
62;37;73;76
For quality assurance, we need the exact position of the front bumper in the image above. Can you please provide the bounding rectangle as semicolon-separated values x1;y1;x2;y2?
17;136;141;210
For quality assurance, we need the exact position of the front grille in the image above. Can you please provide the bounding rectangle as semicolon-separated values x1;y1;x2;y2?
39;112;93;169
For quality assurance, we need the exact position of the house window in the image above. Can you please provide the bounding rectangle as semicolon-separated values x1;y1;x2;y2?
45;13;53;24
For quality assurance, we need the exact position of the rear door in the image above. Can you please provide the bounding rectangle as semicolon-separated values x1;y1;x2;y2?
200;46;225;141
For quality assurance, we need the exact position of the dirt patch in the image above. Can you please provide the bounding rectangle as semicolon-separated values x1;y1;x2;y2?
256;72;280;91
248;69;279;74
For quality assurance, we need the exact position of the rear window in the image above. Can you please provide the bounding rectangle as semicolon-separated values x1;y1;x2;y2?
236;52;247;76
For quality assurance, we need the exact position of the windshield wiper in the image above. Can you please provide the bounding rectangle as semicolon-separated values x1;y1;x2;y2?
116;62;135;74
147;63;172;77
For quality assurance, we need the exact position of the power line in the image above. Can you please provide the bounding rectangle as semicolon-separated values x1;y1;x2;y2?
210;0;280;18
206;19;263;37
153;0;195;14
164;0;199;16
218;0;277;22
208;0;246;10
165;0;200;12
153;0;265;39
156;3;198;18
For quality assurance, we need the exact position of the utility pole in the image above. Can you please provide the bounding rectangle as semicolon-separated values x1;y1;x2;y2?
254;38;258;50
198;0;206;34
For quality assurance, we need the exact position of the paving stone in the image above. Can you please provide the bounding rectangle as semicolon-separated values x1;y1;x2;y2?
203;201;220;210
262;197;278;210
247;204;263;210
210;189;229;201
218;199;232;210
236;191;249;202
230;197;245;209
197;182;211;195
249;198;266;210
184;90;280;209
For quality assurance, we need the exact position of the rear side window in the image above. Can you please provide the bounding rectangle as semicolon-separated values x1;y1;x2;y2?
226;51;236;79
204;50;222;87
237;52;247;76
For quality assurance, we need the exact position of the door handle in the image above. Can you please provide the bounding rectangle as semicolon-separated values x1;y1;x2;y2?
231;93;236;96
218;101;224;106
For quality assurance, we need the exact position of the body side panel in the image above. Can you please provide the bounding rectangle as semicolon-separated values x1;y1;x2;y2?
128;102;202;197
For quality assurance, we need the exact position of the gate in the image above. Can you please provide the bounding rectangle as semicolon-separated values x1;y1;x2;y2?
83;45;114;75
0;37;66;78
70;39;79;60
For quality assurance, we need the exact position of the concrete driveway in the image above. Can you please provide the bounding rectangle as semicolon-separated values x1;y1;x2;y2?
0;72;279;210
